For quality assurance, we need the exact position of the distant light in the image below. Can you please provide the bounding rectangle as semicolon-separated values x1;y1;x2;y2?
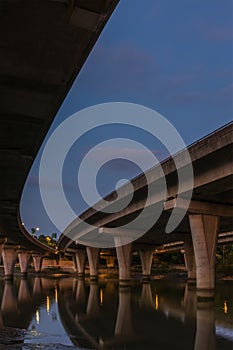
55;288;58;303
36;309;40;324
22;222;24;226
46;296;50;314
224;300;228;314
155;294;159;310
100;289;104;305
36;227;40;231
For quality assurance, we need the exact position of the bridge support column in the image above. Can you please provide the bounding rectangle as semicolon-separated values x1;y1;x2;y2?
0;244;3;260
2;245;19;279
139;249;153;281
32;254;43;273
0;238;7;261
115;238;132;287
183;239;196;284
75;249;86;278
72;255;78;272
18;251;30;277
86;247;99;280
189;214;219;299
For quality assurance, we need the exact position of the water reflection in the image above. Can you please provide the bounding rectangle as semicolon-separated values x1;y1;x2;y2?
0;276;232;349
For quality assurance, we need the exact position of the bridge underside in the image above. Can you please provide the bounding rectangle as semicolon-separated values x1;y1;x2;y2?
58;124;232;297
0;0;119;252
60;130;233;251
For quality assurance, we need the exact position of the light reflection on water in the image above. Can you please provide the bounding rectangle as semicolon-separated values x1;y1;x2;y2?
0;276;232;350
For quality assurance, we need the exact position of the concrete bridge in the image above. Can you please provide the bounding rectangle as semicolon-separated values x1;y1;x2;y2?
58;123;233;298
0;1;119;276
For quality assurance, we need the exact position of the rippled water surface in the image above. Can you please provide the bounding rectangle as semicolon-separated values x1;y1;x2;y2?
0;276;232;349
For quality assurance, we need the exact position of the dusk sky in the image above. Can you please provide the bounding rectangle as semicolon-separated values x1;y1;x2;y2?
20;0;233;236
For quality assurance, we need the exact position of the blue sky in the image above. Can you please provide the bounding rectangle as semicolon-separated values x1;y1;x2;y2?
20;0;233;236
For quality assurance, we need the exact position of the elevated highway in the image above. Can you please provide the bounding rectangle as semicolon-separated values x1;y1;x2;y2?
58;122;233;297
0;0;119;273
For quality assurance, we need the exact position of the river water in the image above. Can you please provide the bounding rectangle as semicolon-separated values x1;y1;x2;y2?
0;275;232;350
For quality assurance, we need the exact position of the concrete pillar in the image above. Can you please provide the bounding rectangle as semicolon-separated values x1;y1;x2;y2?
0;244;3;264
18;251;30;276
2;245;19;279
75;249;86;278
115;237;132;286
189;214;219;299
86;247;99;280
32;254;43;273
183;239;196;283
0;238;7;260
72;254;78;272
194;301;216;350
139;249;153;281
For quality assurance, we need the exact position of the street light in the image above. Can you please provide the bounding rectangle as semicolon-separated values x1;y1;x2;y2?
31;227;40;236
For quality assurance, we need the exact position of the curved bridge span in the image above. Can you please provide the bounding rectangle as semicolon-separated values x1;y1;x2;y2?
0;1;119;256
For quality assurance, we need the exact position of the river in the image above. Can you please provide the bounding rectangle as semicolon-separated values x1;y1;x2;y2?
0;275;232;349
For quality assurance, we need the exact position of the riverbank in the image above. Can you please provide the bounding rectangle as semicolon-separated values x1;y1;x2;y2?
1;265;232;281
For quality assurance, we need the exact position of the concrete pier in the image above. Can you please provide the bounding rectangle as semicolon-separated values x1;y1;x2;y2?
75;249;86;278
115;239;132;286
189;214;219;299
72;255;78;272
32;254;43;273
18;250;30;276
139;249;153;281
86;247;99;280
2;245;19;279
183;239;196;283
